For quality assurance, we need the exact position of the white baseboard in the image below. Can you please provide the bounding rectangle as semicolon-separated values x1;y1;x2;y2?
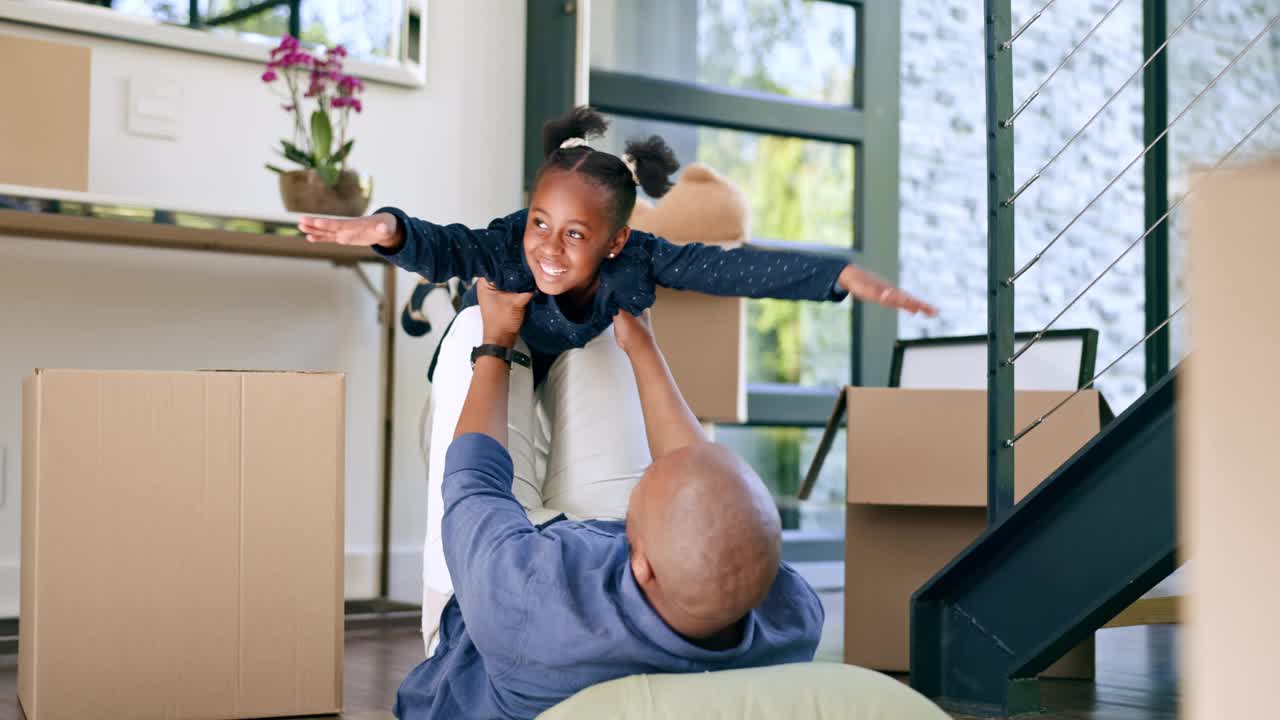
791;561;845;592
345;546;423;604
344;547;380;600
1;552;416;617
0;563;17;618
4;554;841;617
387;547;424;605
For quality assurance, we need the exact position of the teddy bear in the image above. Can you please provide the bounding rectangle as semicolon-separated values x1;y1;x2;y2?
628;162;750;424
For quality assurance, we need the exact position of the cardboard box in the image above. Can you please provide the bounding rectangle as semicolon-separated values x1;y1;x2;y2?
1183;158;1280;720
651;287;746;424
814;387;1102;677
20;370;345;720
0;34;90;191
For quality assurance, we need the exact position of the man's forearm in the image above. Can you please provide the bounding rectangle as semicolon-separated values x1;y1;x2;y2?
453;356;511;447
626;336;705;458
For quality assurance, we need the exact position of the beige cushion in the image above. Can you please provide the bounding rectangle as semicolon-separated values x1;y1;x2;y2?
537;662;949;720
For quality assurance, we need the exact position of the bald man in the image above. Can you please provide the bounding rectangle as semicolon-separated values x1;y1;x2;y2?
394;280;823;720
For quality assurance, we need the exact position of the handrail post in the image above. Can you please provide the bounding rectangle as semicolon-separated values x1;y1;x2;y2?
1143;0;1172;387
986;0;1016;525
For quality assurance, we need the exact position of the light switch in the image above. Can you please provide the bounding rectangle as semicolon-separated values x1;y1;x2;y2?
127;77;181;140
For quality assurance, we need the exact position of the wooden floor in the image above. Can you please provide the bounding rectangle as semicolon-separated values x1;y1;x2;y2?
0;610;1177;720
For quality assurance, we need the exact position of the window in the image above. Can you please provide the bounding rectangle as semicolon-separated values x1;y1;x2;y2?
527;0;902;541
30;0;425;84
716;425;846;532
590;0;858;107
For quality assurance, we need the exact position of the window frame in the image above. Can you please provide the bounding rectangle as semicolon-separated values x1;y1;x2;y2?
525;0;902;556
4;0;428;87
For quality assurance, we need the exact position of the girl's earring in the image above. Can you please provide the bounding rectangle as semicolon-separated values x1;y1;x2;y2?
608;253;616;259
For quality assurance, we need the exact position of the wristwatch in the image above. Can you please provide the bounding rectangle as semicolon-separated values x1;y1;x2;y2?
470;343;531;369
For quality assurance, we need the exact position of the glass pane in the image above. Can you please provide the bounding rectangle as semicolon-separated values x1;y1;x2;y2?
204;0;291;41
205;0;403;61
62;0;404;65
95;0;192;24
601;115;856;248
748;299;850;386
597;114;854;385
296;1;403;62
591;0;858;107
715;425;845;532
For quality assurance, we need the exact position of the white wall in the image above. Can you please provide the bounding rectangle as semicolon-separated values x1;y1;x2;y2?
0;0;525;614
898;0;1148;410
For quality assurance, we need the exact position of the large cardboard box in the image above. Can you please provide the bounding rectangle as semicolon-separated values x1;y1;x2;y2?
651;287;746;424
821;387;1102;677
1182;158;1279;720
20;369;345;720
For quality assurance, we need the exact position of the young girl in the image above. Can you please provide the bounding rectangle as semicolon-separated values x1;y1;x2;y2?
300;106;936;383
300;106;936;653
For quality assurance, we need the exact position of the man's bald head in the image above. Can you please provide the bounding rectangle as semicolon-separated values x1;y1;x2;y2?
626;442;782;641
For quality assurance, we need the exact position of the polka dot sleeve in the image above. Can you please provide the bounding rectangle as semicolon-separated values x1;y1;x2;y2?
644;233;850;302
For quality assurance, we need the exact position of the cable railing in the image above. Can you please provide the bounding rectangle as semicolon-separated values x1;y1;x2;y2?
1008;101;1279;367
1004;0;1127;127
1008;12;1279;279
985;1;1280;523
1001;0;1210;206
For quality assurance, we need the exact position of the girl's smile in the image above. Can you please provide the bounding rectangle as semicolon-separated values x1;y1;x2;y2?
524;170;629;304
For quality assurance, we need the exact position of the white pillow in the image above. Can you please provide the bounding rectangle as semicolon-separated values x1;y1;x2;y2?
537;662;949;720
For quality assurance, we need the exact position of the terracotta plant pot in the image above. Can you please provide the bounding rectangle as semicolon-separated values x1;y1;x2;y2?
278;169;372;217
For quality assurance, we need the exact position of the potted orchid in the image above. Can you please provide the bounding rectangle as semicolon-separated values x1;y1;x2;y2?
262;34;371;216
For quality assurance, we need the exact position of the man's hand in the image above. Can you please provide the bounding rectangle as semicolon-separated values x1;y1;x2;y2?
613;309;656;355
476;278;533;348
299;212;403;251
838;264;939;317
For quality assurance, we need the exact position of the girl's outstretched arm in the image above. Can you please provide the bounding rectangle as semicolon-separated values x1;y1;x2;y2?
300;207;518;285
645;234;937;316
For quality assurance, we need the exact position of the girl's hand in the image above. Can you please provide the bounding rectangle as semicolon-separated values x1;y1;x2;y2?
838;264;938;317
612;309;655;355
299;212;403;251
476;279;533;348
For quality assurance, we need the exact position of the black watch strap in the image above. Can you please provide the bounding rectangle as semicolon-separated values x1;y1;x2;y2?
470;343;531;369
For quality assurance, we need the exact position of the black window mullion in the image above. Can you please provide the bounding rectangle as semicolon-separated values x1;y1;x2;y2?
589;70;866;145
745;384;842;427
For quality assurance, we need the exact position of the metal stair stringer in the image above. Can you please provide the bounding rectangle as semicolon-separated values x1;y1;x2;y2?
910;368;1180;715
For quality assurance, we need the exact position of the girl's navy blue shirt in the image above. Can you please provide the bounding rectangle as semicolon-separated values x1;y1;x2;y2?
374;206;850;358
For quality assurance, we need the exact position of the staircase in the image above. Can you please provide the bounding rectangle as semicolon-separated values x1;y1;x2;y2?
910;368;1179;715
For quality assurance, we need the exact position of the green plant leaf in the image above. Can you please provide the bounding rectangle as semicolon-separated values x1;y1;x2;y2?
332;139;355;164
310;110;333;165
281;141;314;167
317;163;340;188
265;163;288;174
